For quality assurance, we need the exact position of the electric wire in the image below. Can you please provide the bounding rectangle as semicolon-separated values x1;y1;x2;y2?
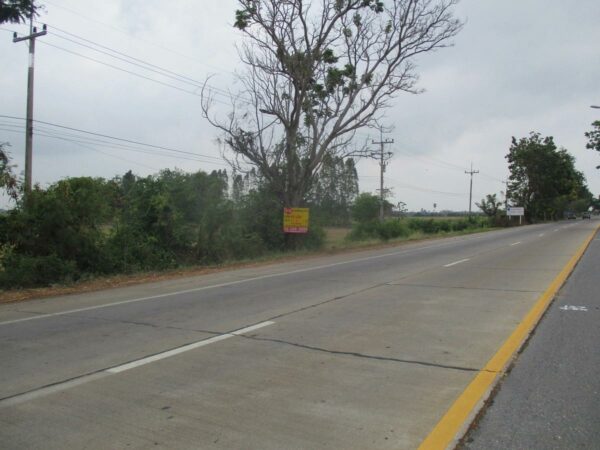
0;115;223;161
43;26;242;102
0;126;229;169
41;0;232;74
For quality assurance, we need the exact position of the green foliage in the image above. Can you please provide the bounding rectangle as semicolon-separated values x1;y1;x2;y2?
0;167;327;289
585;121;600;164
0;250;77;288
476;194;503;218
408;217;489;233
347;216;489;243
351;193;380;224
334;0;383;13
0;177;116;287
0;0;40;24
506;132;590;221
347;219;408;241
0;143;20;201
310;155;359;226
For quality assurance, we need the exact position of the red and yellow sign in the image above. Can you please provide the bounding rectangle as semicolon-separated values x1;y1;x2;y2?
283;208;309;234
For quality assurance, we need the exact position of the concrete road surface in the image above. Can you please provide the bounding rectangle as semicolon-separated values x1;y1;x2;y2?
0;220;596;449
462;224;600;450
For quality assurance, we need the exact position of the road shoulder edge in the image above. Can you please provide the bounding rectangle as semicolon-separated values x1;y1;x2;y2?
416;223;600;450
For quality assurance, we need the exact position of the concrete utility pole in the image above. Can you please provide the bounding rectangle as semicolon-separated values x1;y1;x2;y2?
465;163;479;218
13;14;47;193
372;128;394;221
502;178;509;212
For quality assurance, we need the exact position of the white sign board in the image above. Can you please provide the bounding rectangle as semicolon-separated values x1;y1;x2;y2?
507;206;524;216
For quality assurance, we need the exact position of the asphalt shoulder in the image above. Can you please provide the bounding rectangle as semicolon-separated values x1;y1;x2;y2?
461;231;600;449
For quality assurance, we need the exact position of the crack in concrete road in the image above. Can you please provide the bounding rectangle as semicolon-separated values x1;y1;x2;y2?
239;334;483;373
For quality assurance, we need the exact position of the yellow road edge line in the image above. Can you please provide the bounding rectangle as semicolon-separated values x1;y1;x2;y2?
417;224;600;450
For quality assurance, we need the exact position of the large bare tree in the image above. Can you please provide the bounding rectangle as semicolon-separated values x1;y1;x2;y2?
202;0;462;207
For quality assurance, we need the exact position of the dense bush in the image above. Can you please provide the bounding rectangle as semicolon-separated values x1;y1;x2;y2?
347;216;490;243
0;169;325;289
347;219;410;241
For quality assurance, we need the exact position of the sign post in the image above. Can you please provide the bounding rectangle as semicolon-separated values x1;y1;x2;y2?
283;208;309;234
507;206;525;225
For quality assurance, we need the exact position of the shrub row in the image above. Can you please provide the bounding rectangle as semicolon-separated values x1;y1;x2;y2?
347;217;490;242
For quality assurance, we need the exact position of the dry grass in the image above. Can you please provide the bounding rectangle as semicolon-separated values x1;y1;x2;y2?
323;227;352;249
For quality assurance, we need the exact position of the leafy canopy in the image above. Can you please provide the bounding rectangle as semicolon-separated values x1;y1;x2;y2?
0;0;41;24
506;132;590;221
585;120;600;168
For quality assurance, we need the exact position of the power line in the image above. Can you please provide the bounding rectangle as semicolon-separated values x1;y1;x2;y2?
0;115;223;161
47;34;205;89
37;41;233;105
41;24;242;102
358;175;467;197
41;0;231;74
9;22;248;105
37;40;249;107
0;126;224;165
48;25;208;87
0;125;229;168
56;139;161;171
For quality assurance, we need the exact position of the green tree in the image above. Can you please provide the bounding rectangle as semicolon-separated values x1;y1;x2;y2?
585;120;600;167
506;132;589;221
202;0;462;209
310;154;359;225
0;143;20;201
351;193;380;224
0;0;41;24
0;177;116;287
476;194;503;218
107;169;233;270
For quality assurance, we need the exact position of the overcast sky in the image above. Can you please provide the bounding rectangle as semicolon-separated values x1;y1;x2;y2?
1;0;599;211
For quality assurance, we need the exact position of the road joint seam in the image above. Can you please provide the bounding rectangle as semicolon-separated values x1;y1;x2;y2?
0;320;275;408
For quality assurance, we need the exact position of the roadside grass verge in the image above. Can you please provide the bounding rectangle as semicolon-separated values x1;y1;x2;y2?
0;222;497;304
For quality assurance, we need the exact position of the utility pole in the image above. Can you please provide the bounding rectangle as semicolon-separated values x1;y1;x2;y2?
13;12;47;194
465;162;479;218
502;178;509;212
372;128;394;221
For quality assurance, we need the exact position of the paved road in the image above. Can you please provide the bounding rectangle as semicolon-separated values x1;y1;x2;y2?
0;220;596;449
462;223;600;450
